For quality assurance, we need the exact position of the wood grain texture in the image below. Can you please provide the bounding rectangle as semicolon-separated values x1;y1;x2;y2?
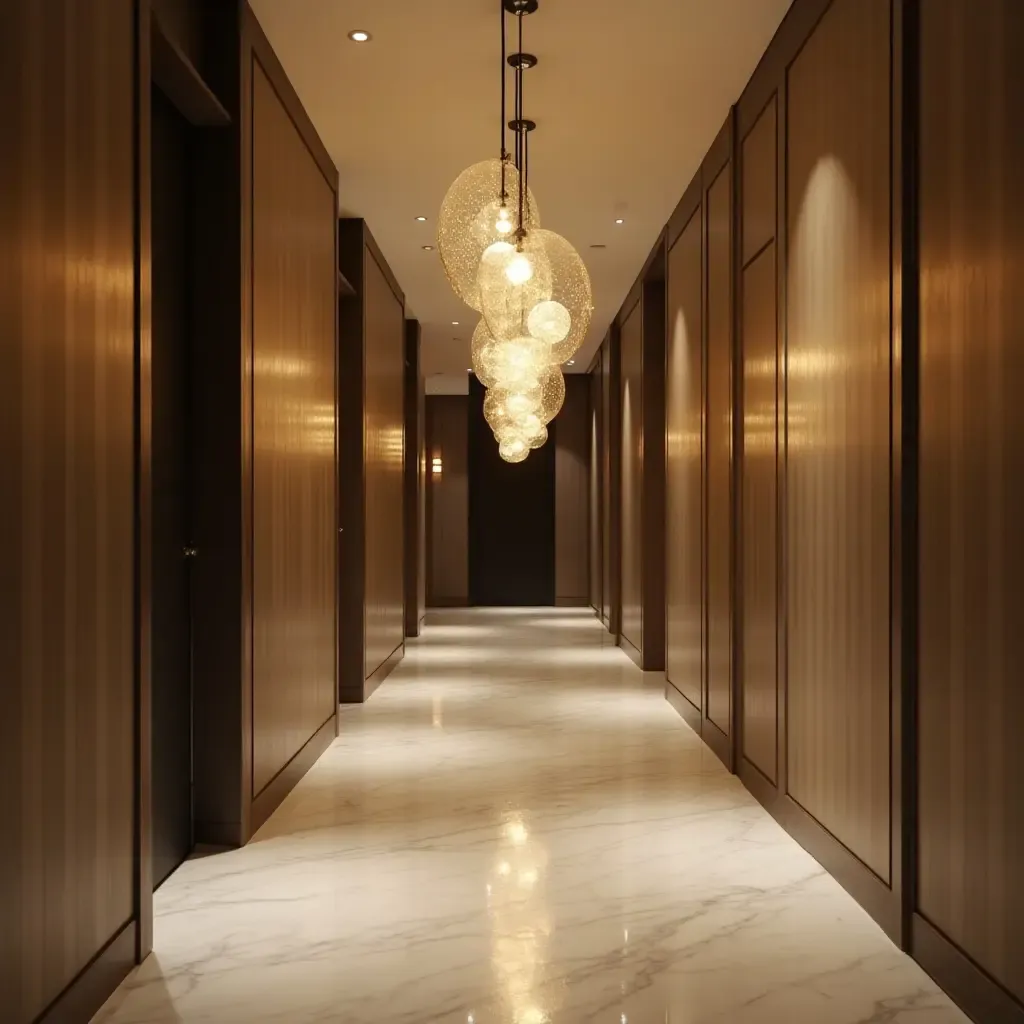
589;365;603;612
426;396;469;605
556;375;591;604
250;62;336;797
740;244;779;782
917;0;1024;1004
706;165;733;735
620;302;644;653
601;338;616;629
785;0;892;881
363;249;405;678
0;1;137;1017
742;97;776;265
665;213;704;712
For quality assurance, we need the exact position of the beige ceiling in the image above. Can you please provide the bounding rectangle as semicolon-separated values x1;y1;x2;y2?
250;0;792;393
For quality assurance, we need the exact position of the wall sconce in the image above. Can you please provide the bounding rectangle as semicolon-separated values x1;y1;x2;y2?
431;455;443;476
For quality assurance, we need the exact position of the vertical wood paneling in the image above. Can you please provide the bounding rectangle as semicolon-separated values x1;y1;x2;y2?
666;215;704;712
556;375;591;604
740;97;779;784
742;99;777;265
620;303;644;653
251;62;336;797
917;0;1024;1005
426;396;469;605
363;252;405;678
601;340;615;628
785;0;892;881
706;166;733;735
740;244;778;781
0;1;137;1018
589;365;602;612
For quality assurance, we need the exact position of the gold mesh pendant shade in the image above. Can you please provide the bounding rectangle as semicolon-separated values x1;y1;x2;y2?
478;232;553;342
437;159;541;311
535;366;566;423
499;438;530;463
528;228;593;364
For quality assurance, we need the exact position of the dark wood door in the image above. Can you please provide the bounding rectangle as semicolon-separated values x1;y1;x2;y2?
151;85;194;888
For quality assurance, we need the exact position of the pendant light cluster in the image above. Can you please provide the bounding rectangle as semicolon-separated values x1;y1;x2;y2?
437;0;593;463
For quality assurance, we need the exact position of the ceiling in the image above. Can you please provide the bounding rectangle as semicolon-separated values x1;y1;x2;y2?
250;0;792;393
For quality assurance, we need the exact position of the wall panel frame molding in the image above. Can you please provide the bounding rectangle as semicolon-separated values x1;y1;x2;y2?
338;219;406;702
426;395;470;607
618;237;667;671
555;375;591;606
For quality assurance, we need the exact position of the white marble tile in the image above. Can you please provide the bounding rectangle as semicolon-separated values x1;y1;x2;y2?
94;608;967;1024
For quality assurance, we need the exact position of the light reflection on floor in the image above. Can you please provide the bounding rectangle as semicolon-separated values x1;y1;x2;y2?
95;608;966;1024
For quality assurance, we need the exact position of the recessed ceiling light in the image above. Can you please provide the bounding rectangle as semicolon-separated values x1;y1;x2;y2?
567;360;575;365
615;218;624;225
466;368;473;373
451;321;460;325
422;244;434;251
415;215;427;222
347;29;371;42
590;243;606;249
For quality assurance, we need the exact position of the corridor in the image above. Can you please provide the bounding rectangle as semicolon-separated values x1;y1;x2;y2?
96;609;965;1024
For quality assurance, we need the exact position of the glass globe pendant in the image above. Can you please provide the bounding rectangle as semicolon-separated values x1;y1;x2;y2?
477;231;553;342
499;437;530;463
437;159;541;311
526;229;593;364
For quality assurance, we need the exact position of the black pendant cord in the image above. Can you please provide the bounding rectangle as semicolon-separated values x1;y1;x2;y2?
499;0;507;203
516;13;525;239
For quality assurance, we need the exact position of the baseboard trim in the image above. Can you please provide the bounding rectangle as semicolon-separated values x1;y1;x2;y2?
769;791;900;944
363;641;404;701
913;914;1024;1024
249;712;337;836
555;596;590;607
702;717;732;770
39;919;136;1024
738;755;778;802
426;597;468;608
194;818;242;847
665;681;702;736
618;632;643;669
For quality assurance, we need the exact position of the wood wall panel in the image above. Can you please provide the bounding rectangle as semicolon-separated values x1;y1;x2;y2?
620;303;644;653
785;0;892;881
363;251;405;678
601;339;616;629
426;396;469;605
918;0;1024;1007
556;375;590;605
742;98;776;264
740;244;778;782
0;1;137;1018
589;366;602;612
666;214;704;712
706;166;733;735
251;62;337;797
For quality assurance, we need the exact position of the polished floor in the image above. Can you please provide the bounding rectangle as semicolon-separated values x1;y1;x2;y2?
96;608;966;1023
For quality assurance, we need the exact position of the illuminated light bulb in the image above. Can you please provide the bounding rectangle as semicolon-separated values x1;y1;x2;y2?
505;390;539;416
505;251;534;285
499;439;529;463
495;205;513;235
527;300;571;345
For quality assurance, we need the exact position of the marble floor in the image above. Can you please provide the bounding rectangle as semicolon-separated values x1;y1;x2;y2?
95;608;967;1024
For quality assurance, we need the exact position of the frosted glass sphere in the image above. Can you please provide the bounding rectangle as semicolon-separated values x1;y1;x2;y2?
470;320;501;388
525;423;548;449
527;300;571;346
499;438;530;463
437;159;541;311
481;335;549;390
530;229;593;363
536;367;566;424
478;232;553;342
